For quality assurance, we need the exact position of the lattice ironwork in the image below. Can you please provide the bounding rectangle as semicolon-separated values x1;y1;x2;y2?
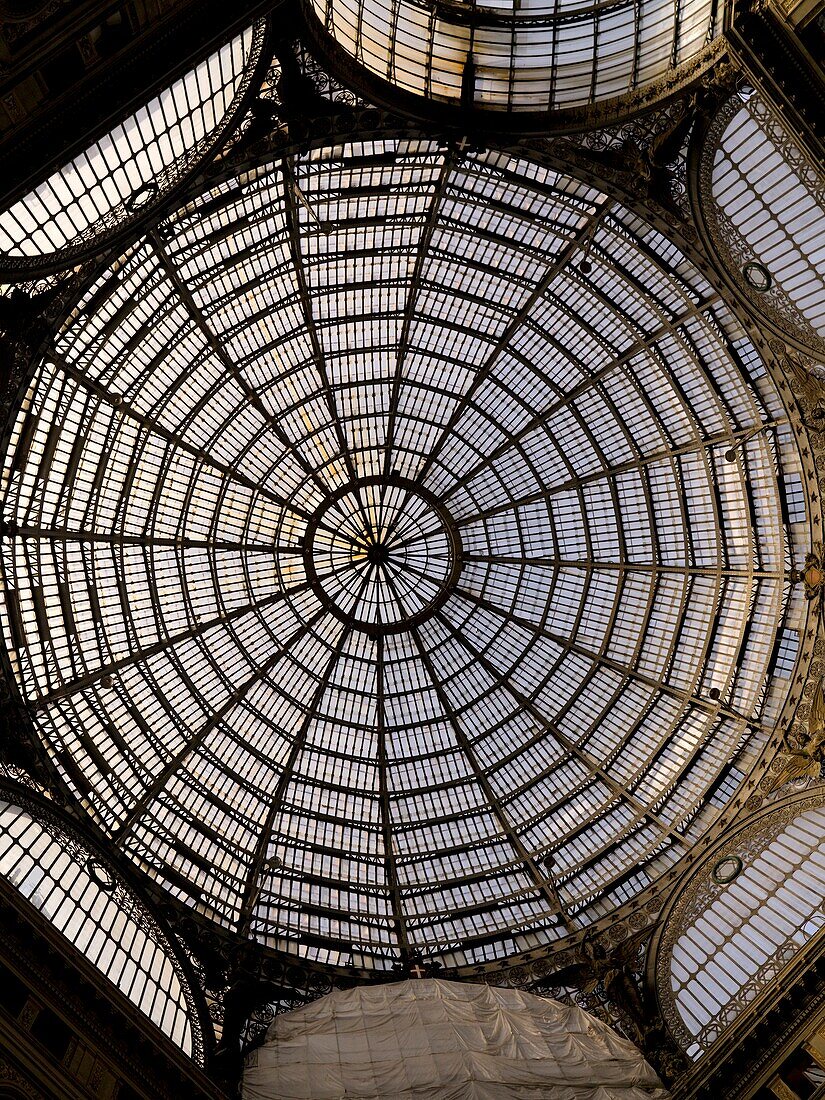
0;19;270;277
0;785;209;1064
653;789;825;1060
0;131;809;981
301;0;722;115
693;87;825;358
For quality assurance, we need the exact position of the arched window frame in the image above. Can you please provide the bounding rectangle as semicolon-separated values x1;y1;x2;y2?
689;86;825;361
0;783;211;1066
650;788;825;1060
0;19;271;279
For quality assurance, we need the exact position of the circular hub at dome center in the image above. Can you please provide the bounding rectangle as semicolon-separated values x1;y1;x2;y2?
367;543;390;566
304;477;462;634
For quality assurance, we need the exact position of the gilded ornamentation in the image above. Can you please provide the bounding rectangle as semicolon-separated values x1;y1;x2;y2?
781;343;825;410
536;929;687;1082
549;929;650;1034
0;1055;44;1098
801;545;825;626
767;678;825;791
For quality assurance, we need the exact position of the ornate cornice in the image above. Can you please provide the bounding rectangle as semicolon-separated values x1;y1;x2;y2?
0;1054;45;1100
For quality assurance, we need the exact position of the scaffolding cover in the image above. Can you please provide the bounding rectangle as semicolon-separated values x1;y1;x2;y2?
243;978;668;1099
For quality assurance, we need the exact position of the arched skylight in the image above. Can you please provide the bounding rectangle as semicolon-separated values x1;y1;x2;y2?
0;141;805;972
700;89;825;353
305;0;719;110
661;798;825;1058
0;21;266;271
0;797;202;1059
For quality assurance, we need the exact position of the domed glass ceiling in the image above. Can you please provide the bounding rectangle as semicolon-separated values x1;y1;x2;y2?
0;141;804;971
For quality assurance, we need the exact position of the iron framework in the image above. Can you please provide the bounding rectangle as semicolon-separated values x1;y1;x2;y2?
0;122;811;980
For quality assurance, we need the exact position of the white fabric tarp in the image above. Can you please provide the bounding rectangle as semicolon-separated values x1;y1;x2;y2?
243;978;669;1099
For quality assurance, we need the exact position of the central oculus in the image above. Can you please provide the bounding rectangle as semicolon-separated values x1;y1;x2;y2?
303;476;462;634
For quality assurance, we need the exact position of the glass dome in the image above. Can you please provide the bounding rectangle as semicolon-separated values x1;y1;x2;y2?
0;140;806;972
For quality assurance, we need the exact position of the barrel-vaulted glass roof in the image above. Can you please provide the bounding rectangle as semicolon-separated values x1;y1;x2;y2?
0;141;806;972
305;0;719;111
0;20;265;272
701;88;825;355
0;797;201;1058
664;799;825;1058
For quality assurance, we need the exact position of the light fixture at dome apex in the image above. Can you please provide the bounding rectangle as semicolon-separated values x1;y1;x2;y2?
0;135;809;978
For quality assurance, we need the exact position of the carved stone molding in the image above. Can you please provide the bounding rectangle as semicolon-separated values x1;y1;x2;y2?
0;1056;44;1100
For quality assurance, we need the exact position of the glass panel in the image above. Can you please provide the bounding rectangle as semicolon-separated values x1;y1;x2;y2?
0;22;265;268
665;804;825;1058
0;143;804;970
0;799;199;1058
702;88;825;353
308;0;717;109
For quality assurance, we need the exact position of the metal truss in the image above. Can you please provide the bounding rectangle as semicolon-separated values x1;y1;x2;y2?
0;123;808;984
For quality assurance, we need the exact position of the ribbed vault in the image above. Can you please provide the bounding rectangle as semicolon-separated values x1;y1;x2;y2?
0;140;805;971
